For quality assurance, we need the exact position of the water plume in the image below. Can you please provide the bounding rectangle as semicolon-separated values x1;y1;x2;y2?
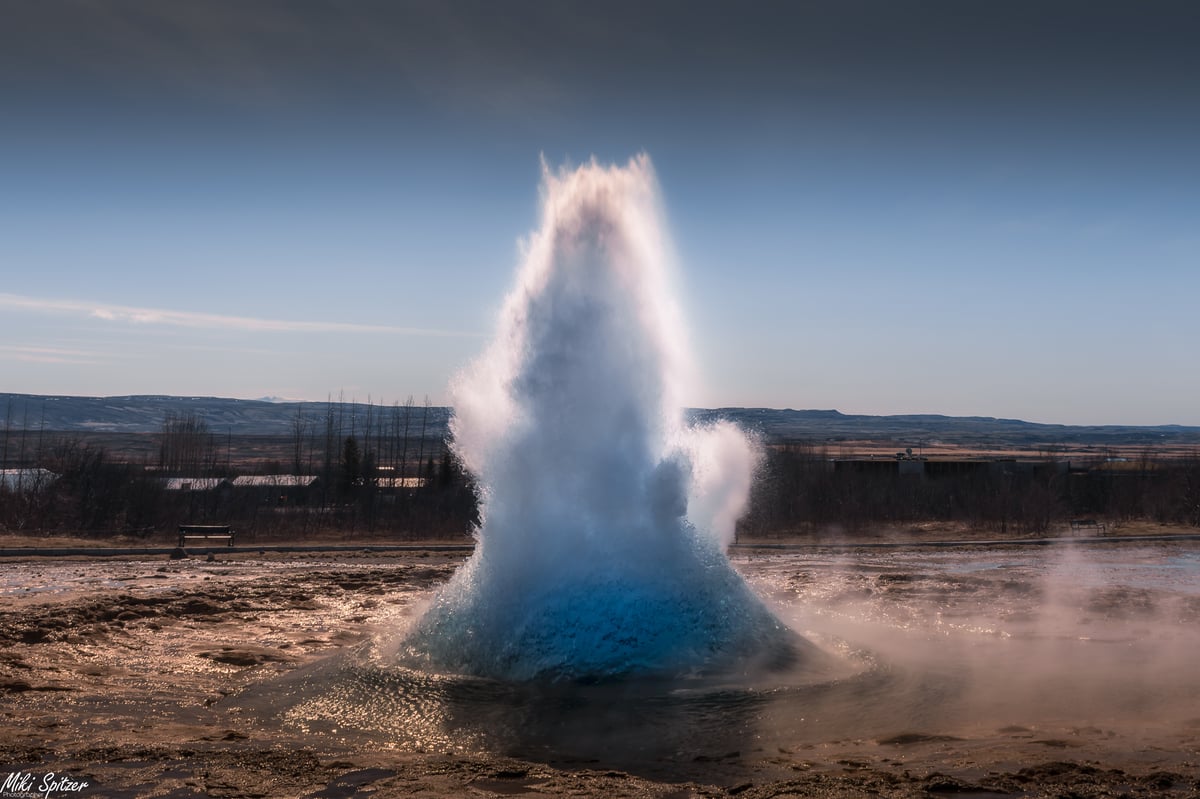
404;155;804;681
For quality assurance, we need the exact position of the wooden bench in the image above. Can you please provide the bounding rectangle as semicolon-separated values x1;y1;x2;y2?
178;524;235;548
1069;518;1106;536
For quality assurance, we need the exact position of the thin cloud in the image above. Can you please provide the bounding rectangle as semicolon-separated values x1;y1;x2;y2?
0;345;114;366
0;293;477;337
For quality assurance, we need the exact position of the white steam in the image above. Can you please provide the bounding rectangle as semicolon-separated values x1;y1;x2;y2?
405;155;802;680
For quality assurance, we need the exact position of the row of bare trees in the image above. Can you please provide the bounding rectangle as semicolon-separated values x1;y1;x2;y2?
0;395;477;540
4;391;1199;541
740;442;1200;537
0;433;477;540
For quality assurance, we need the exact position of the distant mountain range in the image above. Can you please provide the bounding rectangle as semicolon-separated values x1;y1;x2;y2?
0;393;453;438
2;393;1198;448
689;408;1200;448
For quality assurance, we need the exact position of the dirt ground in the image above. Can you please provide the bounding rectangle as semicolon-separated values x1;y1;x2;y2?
736;518;1200;546
1;543;1199;798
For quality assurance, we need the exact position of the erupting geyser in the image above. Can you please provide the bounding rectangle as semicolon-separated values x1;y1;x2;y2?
405;155;806;681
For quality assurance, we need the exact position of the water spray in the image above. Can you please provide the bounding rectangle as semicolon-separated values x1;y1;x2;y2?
404;155;808;681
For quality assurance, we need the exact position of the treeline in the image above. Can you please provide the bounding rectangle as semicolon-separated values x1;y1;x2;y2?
0;440;476;542
740;442;1200;537
0;400;478;541
5;406;1200;541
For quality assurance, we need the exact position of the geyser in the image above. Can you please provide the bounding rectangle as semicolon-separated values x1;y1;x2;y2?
405;155;805;681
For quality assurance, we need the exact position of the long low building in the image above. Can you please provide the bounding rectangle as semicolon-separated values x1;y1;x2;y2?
0;468;59;492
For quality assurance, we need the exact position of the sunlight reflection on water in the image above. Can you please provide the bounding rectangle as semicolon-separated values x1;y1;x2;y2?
236;542;1200;771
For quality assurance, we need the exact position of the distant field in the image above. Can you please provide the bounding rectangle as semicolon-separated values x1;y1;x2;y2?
797;439;1200;463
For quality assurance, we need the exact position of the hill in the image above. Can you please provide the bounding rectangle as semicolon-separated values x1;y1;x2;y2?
3;393;1198;449
690;407;1200;448
0;394;451;437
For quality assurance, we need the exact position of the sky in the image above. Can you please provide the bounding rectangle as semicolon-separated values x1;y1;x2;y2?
1;0;1198;426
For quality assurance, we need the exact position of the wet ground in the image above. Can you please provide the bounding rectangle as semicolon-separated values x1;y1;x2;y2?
2;542;1199;797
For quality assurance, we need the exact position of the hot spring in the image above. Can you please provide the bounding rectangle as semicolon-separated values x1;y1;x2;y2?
399;154;816;682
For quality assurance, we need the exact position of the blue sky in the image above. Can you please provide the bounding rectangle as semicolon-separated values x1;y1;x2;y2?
2;1;1198;425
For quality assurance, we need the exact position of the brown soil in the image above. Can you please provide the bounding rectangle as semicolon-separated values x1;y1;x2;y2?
737;519;1200;546
1;547;1197;798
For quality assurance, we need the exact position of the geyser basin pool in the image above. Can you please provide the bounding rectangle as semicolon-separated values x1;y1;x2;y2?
402;156;801;681
5;546;1198;795
251;541;1200;777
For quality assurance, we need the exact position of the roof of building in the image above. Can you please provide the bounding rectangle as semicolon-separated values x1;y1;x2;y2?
231;475;319;488
160;477;228;491
375;476;425;489
0;468;59;491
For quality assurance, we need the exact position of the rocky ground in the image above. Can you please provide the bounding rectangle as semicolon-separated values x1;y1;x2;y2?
1;545;1198;798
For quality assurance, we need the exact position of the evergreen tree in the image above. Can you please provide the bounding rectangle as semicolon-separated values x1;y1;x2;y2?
340;435;362;497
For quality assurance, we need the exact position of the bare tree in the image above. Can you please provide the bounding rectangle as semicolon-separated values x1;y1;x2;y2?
291;403;307;474
2;397;11;472
17;401;29;474
158;412;214;476
416;395;430;487
322;395;337;506
399;395;413;487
